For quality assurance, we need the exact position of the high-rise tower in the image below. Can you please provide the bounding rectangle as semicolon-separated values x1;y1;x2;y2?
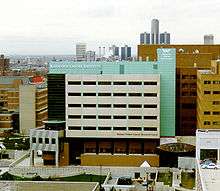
76;43;86;61
151;19;159;44
204;34;214;45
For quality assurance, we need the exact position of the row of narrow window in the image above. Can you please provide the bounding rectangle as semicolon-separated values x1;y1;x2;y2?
32;137;56;144
204;121;220;125
204;111;220;115
204;91;220;94
68;92;157;97
68;115;157;119
68;104;157;108
68;126;158;131
204;80;220;84
68;81;157;86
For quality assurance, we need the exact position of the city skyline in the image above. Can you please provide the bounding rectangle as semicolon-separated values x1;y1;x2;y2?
0;0;220;55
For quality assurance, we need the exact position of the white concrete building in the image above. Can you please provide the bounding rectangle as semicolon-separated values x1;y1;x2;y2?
196;129;220;162
65;74;160;139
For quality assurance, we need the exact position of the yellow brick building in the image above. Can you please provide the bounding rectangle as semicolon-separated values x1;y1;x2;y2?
197;60;220;129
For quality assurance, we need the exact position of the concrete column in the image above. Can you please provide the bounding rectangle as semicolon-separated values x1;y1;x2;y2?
217;149;220;165
30;150;34;166
55;151;59;167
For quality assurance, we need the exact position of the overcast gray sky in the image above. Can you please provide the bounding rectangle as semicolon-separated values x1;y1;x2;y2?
0;0;219;55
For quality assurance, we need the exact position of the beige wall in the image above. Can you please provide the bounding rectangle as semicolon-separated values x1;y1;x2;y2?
66;74;160;139
19;85;36;135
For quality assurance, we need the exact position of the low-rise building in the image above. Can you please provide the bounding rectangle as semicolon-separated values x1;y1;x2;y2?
0;76;47;134
41;48;176;166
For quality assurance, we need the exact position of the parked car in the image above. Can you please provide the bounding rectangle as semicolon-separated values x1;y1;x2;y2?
201;163;217;169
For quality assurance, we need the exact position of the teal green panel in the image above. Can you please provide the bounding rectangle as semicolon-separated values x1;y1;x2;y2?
49;48;176;137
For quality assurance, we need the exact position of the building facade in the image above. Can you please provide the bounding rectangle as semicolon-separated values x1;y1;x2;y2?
0;76;47;133
160;32;170;44
204;34;214;45
121;45;131;61
19;85;48;135
151;19;159;44
197;60;220;130
47;48;176;166
76;43;86;61
138;44;220;136
140;32;150;44
0;55;9;76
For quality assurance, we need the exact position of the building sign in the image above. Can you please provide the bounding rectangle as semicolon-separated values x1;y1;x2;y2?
158;48;175;61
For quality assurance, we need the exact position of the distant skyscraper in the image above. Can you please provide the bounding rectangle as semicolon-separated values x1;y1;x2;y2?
151;19;159;44
121;45;131;61
160;32;170;44
109;45;119;56
140;32;150;44
86;51;96;61
204;34;214;45
76;43;86;61
140;19;171;45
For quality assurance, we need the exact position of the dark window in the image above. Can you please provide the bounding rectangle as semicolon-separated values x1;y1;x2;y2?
204;111;210;115
144;104;157;108
68;93;81;96
113;82;126;85
98;104;111;108
52;138;56;144
113;127;127;131
144;116;157;119
45;138;49;144
83;81;96;85
113;104;126;108
113;93;127;96
128;82;142;85
83;93;96;96
128;127;142;131
98;115;111;119
213;91;220;94
68;126;81;130
69;115;81;119
204;91;211;94
83;126;96;130
213;111;220;115
213;101;220;105
213;121;220;125
98;93;111;96
113;116;127;119
98;81;111;85
144;93;157;97
39;138;43;144
68;81;81;85
32;137;36;143
128;93;142;96
98;127;112;130
68;104;81;107
128;116;142;119
83;104;96;107
144;82;157;85
128;104;142;108
204;81;211;84
204;121;210;125
83;115;96;119
144;127;157;131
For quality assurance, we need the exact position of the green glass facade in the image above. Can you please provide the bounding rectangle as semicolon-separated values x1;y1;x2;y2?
49;48;176;137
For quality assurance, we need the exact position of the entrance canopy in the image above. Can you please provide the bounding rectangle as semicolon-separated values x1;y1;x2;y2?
140;160;151;168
